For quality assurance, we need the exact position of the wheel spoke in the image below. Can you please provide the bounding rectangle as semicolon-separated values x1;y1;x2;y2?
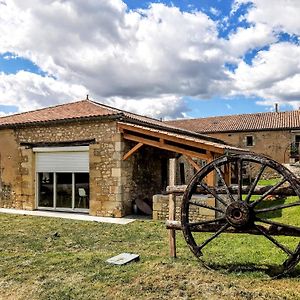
199;182;228;207
244;164;267;203
197;223;230;251
254;224;293;255
255;200;300;213
187;217;226;228
256;217;300;233
237;159;243;201
189;200;224;213
214;165;235;203
251;178;287;208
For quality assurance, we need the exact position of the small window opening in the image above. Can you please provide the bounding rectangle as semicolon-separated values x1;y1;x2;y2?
161;158;168;190
246;136;253;147
179;163;186;184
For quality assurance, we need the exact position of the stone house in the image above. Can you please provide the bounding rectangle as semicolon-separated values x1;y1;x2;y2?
0;99;241;217
166;110;300;164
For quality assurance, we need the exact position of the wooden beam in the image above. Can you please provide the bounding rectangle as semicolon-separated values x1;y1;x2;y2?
166;184;298;196
118;123;224;154
123;132;209;160
224;163;231;185
184;155;201;171
206;152;215;187
165;221;300;236
122;142;144;160
169;158;177;258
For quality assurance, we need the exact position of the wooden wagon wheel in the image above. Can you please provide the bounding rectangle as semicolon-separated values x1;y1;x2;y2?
181;153;300;277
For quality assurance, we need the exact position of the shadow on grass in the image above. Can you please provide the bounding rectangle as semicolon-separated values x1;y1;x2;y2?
200;261;300;278
255;196;286;219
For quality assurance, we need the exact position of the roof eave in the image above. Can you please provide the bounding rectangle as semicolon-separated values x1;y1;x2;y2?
0;113;124;129
197;127;298;134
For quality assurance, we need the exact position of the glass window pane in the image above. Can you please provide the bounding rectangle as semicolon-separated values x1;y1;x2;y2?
75;173;89;209
56;173;73;208
38;172;54;207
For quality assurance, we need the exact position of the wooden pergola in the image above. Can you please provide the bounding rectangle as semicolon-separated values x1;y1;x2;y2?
118;121;248;257
118;122;242;185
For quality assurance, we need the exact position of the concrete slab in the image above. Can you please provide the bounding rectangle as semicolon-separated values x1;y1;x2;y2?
106;253;140;265
0;208;136;225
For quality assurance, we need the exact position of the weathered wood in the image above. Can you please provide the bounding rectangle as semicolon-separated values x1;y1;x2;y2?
123;132;210;160
184;155;201;171
122;142;143;160
165;220;300;237
118;122;225;154
166;184;298;196
206;152;215;187
224;163;231;185
169;158;177;258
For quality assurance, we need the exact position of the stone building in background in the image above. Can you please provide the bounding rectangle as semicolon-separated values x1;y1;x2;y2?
0;99;240;217
166;110;300;164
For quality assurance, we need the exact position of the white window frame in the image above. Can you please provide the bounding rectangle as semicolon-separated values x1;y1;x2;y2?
34;146;89;213
36;172;89;213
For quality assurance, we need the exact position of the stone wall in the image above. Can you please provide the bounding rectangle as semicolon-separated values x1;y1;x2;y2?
123;144;172;210
0;129;21;208
0;119;180;217
284;163;300;178
153;194;215;221
0;120;133;216
208;130;295;163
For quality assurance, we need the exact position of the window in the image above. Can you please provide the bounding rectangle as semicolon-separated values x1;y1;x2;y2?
179;163;185;184
246;136;253;147
38;172;89;210
291;135;300;161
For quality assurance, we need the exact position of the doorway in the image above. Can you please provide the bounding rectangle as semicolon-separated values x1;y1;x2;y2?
34;146;90;212
37;172;89;211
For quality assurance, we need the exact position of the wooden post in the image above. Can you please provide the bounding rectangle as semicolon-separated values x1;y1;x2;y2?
206;152;215;186
169;158;177;258
224;162;231;185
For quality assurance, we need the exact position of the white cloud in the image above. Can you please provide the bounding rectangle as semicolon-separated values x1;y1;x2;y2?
0;0;231;117
209;7;220;16
227;0;300;108
107;95;188;120
0;111;8;117
230;43;300;102
0;71;87;111
0;0;299;118
235;0;300;36
226;23;276;57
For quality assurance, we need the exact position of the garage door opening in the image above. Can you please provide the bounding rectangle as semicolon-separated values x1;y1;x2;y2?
38;172;89;211
34;146;89;213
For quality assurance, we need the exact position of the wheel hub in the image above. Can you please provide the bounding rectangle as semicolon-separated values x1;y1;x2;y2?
225;201;252;227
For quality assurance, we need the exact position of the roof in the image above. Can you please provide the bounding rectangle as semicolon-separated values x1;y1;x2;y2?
0;99;227;145
0;100;120;126
118;122;245;154
166;110;300;133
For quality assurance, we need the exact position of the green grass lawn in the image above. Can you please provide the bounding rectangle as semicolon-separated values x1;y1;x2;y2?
1;213;300;300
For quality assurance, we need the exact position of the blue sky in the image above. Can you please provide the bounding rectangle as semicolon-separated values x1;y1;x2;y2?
0;0;299;119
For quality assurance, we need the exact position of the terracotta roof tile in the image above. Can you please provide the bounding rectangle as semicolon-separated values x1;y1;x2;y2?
0;99;228;146
0;100;120;126
0;99;251;152
166;110;300;133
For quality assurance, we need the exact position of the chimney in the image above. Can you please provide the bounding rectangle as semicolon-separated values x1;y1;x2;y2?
275;103;279;113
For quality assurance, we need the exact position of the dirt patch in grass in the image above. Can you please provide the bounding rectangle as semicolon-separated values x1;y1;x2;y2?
0;213;299;299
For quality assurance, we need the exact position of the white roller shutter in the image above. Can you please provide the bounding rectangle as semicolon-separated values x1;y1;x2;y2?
34;146;89;173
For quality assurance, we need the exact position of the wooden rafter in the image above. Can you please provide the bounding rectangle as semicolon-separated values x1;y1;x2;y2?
123;142;144;160
184;155;201;171
118;123;224;154
123;132;209;160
